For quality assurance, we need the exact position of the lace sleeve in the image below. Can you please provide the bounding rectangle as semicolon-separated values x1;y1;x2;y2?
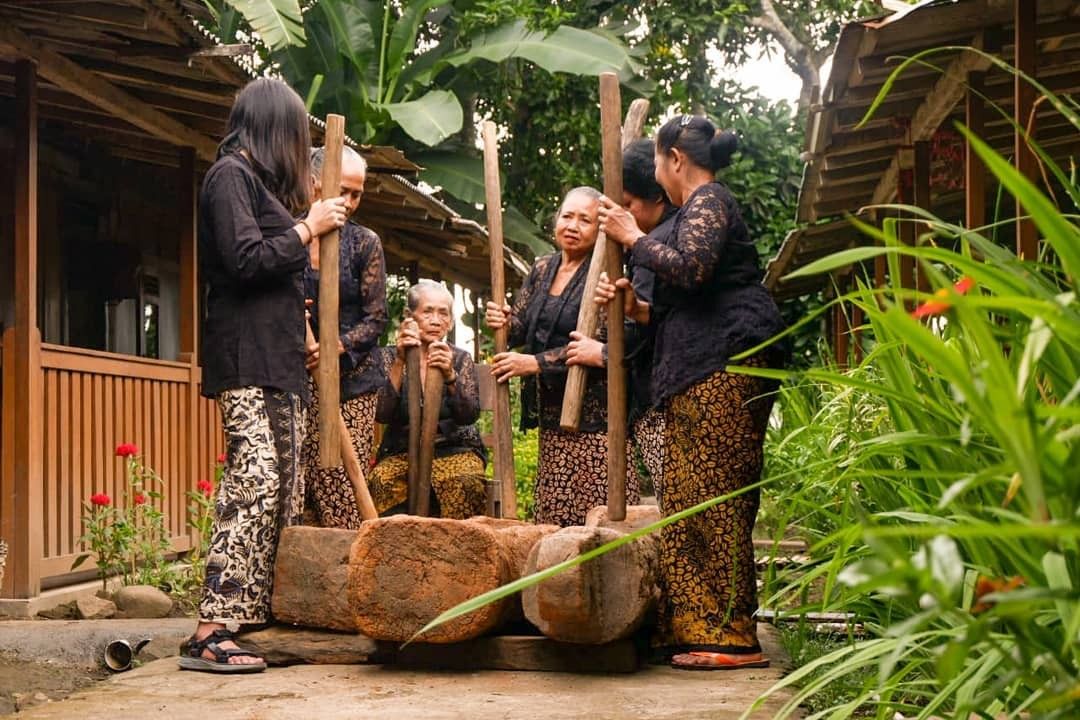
507;258;547;348
445;350;480;425
341;228;389;364
374;348;400;424
631;186;727;290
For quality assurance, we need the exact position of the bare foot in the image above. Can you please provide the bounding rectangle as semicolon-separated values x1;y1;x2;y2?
670;651;769;670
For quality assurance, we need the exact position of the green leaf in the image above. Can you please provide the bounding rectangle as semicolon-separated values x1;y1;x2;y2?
414;151;489;205
387;0;451;80
502;206;551;256
319;0;375;74
223;0;305;49
444;20;630;77
304;74;324;111
380;90;463;146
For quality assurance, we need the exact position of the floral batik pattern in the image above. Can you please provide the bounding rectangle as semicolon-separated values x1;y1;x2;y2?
653;356;776;654
367;451;487;519
200;387;303;624
533;428;640;527
300;385;378;529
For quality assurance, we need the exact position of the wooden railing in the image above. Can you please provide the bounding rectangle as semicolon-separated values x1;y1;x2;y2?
36;344;224;580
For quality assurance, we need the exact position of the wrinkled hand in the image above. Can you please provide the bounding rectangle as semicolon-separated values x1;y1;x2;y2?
598;195;643;248
485;301;512;331
395;318;421;359
307;197;348;237
566;332;605;368
594;272;649;325
491;351;539;383
428;341;456;382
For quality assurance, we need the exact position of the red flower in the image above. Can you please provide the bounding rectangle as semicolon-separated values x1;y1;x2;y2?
90;493;111;507
912;276;975;318
216;453;227;465
133;493;147;506
115;443;139;458
197;480;214;497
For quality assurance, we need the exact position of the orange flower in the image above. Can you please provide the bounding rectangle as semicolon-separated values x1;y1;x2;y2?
912;276;975;318
971;574;1024;614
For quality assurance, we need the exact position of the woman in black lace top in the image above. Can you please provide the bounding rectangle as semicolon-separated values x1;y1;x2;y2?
300;145;388;530
367;281;487;519
485;187;639;526
597;115;786;671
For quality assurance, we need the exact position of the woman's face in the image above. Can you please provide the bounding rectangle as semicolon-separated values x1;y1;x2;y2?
653;146;679;203
410;289;453;344
554;192;599;255
622;191;664;233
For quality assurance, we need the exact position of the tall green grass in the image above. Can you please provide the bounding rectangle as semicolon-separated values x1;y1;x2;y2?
745;72;1079;717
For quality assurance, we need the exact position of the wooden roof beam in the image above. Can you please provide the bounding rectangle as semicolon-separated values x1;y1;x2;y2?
869;36;993;208
0;24;217;160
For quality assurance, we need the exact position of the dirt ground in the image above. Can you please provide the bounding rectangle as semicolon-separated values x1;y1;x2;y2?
0;657;106;715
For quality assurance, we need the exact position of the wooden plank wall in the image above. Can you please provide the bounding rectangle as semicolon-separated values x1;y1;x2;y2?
35;344;223;580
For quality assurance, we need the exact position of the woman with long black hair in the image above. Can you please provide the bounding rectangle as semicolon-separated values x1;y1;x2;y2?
596;115;786;670
180;78;347;674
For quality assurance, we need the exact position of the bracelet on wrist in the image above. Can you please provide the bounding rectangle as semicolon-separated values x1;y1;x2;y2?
300;219;315;244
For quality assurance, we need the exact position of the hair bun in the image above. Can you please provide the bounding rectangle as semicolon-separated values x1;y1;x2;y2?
710;130;738;170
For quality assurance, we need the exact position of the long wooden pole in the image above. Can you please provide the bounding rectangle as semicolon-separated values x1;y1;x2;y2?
599;73;627;521
317;114;345;467
1014;0;1038;260
416;366;445;517
405;345;422;514
559;92;647;433
481;121;517;519
305;322;377;521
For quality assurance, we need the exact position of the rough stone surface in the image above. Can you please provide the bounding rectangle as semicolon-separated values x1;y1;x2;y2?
75;597;116;621
523;526;659;644
585;504;662;532
113;586;172;619
241;626;378;666
348;516;557;643
9;625;794;720
272;526;359;632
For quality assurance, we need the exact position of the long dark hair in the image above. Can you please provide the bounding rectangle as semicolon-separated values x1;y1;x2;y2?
219;78;311;211
656;114;738;173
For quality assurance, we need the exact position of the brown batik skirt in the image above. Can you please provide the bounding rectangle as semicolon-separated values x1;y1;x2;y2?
199;386;304;625
653;357;776;653
299;386;378;530
631;407;665;496
366;451;487;519
534;428;641;527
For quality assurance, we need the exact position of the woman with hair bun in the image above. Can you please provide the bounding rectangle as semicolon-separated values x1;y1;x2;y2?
596;114;786;670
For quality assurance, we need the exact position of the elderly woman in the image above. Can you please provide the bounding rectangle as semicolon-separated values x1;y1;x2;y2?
300;145;388;529
566;139;676;494
367;280;486;519
486;187;640;527
596;115;787;670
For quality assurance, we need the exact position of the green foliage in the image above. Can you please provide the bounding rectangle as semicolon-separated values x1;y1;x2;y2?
205;0;304;48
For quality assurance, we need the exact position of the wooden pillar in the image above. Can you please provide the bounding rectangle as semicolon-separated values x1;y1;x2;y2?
897;145;916;303
1014;0;1038;259
850;304;865;364
406;261;419;285
2;60;44;598
913;140;932;294
471;293;482;363
833;302;850;369
965;71;986;229
177;147;199;542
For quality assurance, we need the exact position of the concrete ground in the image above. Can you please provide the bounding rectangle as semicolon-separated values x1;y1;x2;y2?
4;623;797;719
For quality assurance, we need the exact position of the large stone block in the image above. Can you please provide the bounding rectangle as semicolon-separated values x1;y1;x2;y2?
272;526;358;632
522;526;659;645
348;516;557;643
584;504;661;532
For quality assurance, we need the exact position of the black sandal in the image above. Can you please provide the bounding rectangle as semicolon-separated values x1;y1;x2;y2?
177;628;267;674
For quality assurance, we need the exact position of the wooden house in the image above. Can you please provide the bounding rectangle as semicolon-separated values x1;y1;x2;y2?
764;0;1080;364
0;0;521;611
